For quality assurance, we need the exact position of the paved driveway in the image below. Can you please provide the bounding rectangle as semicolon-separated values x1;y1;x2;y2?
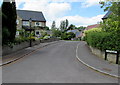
2;41;118;83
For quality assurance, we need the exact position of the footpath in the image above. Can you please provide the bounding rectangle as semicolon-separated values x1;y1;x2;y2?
76;41;119;78
1;41;59;66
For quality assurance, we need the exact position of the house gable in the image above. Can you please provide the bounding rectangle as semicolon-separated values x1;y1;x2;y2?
17;10;46;22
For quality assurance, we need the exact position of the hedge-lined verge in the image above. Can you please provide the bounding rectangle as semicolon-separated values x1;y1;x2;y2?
85;28;120;51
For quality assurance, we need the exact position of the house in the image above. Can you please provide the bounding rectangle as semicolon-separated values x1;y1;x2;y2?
102;11;112;20
67;29;81;38
81;24;100;38
16;10;46;38
84;24;100;31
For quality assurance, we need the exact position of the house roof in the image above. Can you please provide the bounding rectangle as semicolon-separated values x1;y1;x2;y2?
102;11;112;20
85;24;100;30
67;29;81;38
17;10;46;22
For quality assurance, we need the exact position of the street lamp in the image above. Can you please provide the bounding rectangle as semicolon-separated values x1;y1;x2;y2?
29;18;32;47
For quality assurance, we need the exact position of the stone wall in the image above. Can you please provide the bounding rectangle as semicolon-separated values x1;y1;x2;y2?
2;38;59;56
89;46;120;64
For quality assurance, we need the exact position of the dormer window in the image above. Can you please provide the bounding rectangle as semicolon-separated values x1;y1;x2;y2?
35;22;41;26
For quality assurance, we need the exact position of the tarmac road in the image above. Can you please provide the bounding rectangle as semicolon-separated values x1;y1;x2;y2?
2;41;118;83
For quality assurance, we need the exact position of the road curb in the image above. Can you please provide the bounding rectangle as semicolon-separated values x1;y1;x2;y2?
76;43;120;79
1;41;59;66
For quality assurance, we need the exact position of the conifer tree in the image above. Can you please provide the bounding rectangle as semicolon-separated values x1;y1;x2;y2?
2;0;17;44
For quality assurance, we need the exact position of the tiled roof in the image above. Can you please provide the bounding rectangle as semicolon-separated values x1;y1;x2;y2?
67;29;81;38
85;24;100;30
17;10;46;22
102;11;112;20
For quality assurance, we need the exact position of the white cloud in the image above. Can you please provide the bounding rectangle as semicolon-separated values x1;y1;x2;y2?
54;14;104;28
16;0;71;20
47;3;71;20
81;0;105;8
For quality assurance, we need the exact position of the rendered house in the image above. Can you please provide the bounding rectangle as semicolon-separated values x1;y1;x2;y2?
16;10;46;37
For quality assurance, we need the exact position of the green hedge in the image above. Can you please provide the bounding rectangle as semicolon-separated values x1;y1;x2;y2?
85;28;120;51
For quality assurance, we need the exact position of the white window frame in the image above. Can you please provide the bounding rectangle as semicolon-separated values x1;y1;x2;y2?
22;21;29;26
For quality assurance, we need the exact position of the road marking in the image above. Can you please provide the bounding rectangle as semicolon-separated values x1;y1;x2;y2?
76;43;120;78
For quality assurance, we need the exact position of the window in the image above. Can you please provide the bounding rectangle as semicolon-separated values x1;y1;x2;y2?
36;31;39;35
16;20;19;24
35;30;41;37
35;22;42;26
22;21;29;26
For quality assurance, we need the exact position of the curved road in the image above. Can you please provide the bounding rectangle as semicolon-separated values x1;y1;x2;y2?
3;41;118;83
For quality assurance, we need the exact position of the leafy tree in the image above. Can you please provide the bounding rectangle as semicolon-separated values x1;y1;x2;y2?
40;30;47;37
61;32;75;40
85;1;120;51
67;24;76;30
77;26;86;31
52;29;62;37
100;0;120;33
67;32;75;40
51;21;56;29
84;0;120;51
44;26;49;30
61;32;68;40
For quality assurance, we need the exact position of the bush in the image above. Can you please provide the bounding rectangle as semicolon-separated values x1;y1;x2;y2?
43;35;50;40
15;37;29;44
85;28;120;51
61;32;75;40
61;32;68;40
67;32;75;40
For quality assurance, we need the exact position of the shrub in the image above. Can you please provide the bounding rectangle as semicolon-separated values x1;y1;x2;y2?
85;28;120;51
61;32;75;40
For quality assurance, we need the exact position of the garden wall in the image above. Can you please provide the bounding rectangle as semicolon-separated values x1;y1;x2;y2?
89;46;120;64
2;38;59;56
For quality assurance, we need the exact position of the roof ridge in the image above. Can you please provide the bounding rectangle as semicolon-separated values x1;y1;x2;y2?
17;9;42;13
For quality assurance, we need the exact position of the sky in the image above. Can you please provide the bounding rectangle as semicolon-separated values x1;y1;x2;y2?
0;0;107;28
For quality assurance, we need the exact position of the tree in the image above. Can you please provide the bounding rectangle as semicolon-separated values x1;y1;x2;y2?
2;0;12;44
2;0;17;44
67;32;75;40
100;0;120;33
61;32;75;40
67;24;76;30
60;19;69;31
60;20;65;31
10;0;17;42
77;26;86;31
65;19;69;29
52;29;62;37
44;26;49;30
51;21;56;29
